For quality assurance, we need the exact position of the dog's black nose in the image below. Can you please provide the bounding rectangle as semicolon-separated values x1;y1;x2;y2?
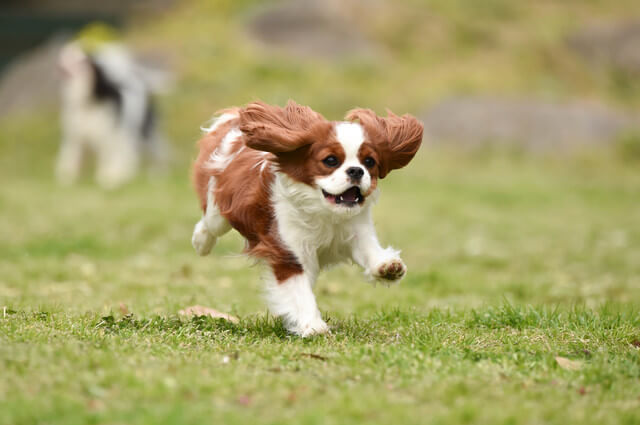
346;166;364;181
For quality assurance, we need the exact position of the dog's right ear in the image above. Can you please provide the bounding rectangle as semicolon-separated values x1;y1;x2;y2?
346;108;423;178
240;100;327;153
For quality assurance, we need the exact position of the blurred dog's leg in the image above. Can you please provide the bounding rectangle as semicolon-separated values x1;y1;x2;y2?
95;131;140;189
56;136;85;185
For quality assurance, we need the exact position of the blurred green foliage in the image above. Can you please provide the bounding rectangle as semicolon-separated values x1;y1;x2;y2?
121;0;640;161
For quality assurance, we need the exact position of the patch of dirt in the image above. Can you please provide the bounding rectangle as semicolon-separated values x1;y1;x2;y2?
421;96;639;151
0;35;68;117
567;19;640;74
246;0;375;59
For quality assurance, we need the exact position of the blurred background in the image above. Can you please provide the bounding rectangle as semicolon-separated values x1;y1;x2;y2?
0;0;639;314
3;0;640;158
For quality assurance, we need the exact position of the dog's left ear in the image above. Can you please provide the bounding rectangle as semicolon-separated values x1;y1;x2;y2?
346;108;423;178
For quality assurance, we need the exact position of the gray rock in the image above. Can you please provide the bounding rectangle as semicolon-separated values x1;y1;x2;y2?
246;0;373;59
0;35;68;117
0;36;172;118
422;97;638;151
567;20;640;74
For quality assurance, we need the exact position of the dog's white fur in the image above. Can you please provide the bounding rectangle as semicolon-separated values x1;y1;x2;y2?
315;122;373;204
56;43;168;189
192;113;406;336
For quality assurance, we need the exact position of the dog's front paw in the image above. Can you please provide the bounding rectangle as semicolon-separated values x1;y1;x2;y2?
290;318;330;338
373;258;406;283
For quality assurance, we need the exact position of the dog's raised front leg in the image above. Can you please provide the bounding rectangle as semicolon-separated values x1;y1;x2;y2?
350;211;406;283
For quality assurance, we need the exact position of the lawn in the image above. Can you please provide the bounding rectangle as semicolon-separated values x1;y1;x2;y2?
2;139;639;424
2;0;640;423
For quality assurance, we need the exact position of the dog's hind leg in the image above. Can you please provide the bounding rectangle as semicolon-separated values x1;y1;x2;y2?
192;178;231;256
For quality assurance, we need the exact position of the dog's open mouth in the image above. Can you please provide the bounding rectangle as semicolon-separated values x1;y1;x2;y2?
322;187;365;207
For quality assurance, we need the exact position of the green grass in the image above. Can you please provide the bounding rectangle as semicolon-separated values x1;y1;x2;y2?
2;306;640;425
2;146;639;424
2;0;640;423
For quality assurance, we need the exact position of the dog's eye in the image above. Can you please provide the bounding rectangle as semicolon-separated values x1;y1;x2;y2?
363;157;376;168
322;155;340;168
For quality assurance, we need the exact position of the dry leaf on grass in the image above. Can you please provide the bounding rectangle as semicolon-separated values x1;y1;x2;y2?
555;356;582;371
179;305;239;323
236;395;252;406
298;353;328;361
86;399;105;411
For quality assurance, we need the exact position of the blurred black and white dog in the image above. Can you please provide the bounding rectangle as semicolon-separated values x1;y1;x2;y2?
56;43;168;188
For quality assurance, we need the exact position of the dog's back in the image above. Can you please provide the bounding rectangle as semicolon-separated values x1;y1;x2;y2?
193;111;277;251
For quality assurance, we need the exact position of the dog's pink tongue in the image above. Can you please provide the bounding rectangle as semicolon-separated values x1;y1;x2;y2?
341;187;359;203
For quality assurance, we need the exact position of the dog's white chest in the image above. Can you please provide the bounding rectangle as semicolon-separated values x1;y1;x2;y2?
272;182;360;270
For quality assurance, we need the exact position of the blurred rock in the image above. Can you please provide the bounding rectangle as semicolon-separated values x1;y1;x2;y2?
422;97;639;151
0;35;173;118
247;0;374;59
567;20;640;74
0;35;67;117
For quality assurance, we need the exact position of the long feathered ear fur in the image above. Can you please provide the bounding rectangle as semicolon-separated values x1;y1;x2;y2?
345;108;423;178
239;100;328;153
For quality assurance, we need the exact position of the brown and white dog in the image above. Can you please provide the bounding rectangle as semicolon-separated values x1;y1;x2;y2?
192;101;423;336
